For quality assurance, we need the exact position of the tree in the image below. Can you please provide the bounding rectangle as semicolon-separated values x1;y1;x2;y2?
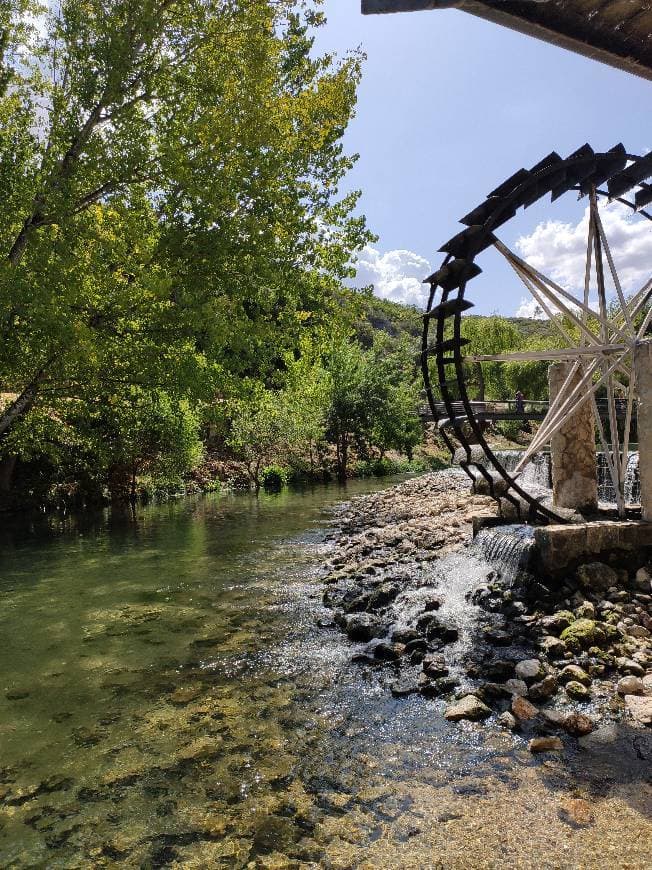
324;334;421;480
0;1;372;498
460;316;521;400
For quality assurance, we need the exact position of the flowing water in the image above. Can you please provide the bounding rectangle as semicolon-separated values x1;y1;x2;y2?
0;480;650;868
496;449;641;507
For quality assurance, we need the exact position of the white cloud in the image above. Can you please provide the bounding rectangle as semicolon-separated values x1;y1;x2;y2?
515;202;652;310
515;297;546;319
353;245;432;307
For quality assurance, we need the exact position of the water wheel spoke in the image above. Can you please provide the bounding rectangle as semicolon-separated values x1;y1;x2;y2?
590;190;625;515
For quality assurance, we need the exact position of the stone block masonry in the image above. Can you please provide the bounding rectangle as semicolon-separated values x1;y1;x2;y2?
549;362;598;513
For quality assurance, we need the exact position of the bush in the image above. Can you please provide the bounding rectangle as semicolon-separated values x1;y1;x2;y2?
353;457;428;478
262;465;290;491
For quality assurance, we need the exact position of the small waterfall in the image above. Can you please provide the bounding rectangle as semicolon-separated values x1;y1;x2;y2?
597;451;640;505
494;450;552;494
496;449;641;507
473;524;536;584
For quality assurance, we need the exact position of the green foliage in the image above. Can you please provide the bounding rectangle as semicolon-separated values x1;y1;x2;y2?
262;465;290;492
324;334;421;479
0;1;373;505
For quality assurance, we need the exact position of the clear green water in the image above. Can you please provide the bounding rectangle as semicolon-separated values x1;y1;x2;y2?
1;479;649;869
1;478;454;867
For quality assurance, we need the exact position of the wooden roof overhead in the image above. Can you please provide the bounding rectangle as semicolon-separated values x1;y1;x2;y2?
361;1;652;82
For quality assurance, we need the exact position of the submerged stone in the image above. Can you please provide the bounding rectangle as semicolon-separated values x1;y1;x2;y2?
528;736;563;753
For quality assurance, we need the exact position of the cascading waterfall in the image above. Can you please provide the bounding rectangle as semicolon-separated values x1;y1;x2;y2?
597;452;640;505
494;449;641;507
473;523;536;583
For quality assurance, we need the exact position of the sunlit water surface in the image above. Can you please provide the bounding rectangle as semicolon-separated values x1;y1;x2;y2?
0;478;650;868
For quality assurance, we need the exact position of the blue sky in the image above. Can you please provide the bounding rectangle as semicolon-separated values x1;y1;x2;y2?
316;3;652;316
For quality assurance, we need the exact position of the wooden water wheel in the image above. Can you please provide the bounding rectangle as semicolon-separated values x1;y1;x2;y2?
421;144;652;523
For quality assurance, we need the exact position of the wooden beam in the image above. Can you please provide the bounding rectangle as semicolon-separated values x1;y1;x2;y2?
361;1;652;83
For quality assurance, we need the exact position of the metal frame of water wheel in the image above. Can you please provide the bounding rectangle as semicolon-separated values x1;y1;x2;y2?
421;143;652;524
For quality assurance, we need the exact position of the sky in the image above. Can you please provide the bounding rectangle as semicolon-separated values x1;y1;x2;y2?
316;3;652;316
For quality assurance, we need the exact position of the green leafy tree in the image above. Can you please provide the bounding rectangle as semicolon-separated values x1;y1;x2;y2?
0;1;372;499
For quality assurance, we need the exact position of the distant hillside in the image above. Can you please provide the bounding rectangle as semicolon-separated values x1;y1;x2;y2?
356;295;555;347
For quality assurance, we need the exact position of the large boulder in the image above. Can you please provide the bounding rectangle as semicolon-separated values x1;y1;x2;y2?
576;562;618;595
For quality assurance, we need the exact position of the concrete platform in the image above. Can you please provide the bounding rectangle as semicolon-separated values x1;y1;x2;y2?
534;521;652;576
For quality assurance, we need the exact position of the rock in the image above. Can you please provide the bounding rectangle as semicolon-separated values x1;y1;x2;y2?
565;680;590;701
540;611;574;635
391;627;420;645
369;640;400;661
390;679;419;698
542;709;566;727
422;653;448;679
483;628;512;646
419;675;457;697
616;675;645;696
511;696;539;721
562;713;594;736
484;659;515;679
476;682;508;703
560;619;606;651
576;562;617;595
497;711;517;730
558;799;595;828
417;615;458;644
642;673;652;693
540;635;567;658
344;613;385;642
559;665;592;687
504;678;529;697
368;583;400;610
528;736;563;753
443;695;491;722
528;675;559;702
627;624;651;638
633;566;651;592
575;602;596;619
578;723;618;750
515;659;544;683
624;694;652;725
616;657;645;676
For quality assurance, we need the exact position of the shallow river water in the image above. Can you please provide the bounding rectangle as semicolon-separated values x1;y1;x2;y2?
0;478;650;868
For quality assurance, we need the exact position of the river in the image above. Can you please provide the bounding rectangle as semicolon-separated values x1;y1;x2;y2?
0;478;650;868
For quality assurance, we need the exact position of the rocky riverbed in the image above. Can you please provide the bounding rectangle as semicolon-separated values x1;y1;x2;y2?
321;470;652;745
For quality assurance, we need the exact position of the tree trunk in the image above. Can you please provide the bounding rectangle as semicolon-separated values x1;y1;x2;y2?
0;454;17;493
338;435;348;482
0;368;47;439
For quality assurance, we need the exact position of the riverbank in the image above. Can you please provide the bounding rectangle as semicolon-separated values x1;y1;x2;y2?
321;469;652;736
